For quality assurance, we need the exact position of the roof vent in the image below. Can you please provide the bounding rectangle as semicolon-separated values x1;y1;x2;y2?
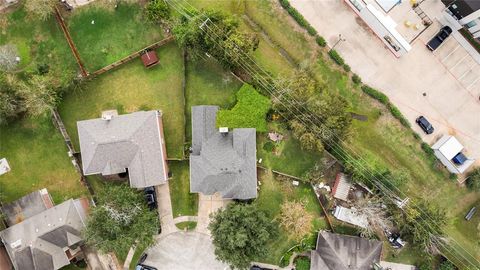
219;127;228;136
10;239;22;249
101;110;118;121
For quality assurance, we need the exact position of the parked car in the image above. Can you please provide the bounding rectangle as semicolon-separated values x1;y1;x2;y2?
416;116;434;134
427;26;452;51
144;187;157;210
136;264;157;270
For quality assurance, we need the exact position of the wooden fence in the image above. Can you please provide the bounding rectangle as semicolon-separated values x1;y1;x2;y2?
90;35;175;77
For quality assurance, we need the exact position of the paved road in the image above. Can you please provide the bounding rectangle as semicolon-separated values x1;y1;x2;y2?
144;231;229;270
290;0;480;170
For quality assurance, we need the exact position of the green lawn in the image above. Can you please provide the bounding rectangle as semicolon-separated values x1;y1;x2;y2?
168;161;198;217
58;43;185;159
0;6;77;83
66;2;164;71
184;57;242;141
255;170;327;264
176;221;197;230
0;116;88;204
257;122;324;178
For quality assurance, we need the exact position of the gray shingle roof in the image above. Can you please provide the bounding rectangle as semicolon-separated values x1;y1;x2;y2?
190;106;257;200
0;199;89;270
0;189;51;226
77;110;168;188
310;231;383;270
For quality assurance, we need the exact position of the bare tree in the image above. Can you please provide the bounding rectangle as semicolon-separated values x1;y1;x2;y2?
25;0;56;21
352;196;393;237
16;74;59;116
279;200;314;241
0;44;19;71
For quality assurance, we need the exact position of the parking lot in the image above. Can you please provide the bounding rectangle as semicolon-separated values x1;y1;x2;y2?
290;0;480;167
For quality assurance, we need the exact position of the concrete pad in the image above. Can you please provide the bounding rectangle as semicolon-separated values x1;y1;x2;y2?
290;0;480;169
143;231;229;270
196;193;231;235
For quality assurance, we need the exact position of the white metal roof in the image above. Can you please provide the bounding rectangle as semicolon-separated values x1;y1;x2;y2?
434;135;464;160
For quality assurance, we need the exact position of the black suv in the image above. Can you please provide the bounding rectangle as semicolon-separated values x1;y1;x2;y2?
144;187;157;210
427;26;452;51
416;116;434;134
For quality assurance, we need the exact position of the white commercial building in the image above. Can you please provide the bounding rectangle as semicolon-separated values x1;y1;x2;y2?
431;135;475;174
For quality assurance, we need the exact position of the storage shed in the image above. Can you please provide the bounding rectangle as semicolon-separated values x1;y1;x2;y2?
431;135;475;174
141;50;159;68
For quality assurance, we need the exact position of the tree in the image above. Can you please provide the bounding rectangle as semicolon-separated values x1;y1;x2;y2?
84;184;159;257
279;201;313;241
438;260;456;270
25;0;56;21
466;168;480;191
145;0;171;23
352;196;393;237
173;10;257;69
392;200;447;253
209;203;278;269
16;74;59;117
0;44;19;71
289;119;323;153
0;72;23;124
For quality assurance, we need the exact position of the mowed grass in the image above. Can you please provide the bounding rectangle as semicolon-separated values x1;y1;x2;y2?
257;123;323;178
185;58;242;141
66;2;163;71
255;170;326;264
168;161;198;217
59;43;185;159
0;6;77;81
0;116;88;204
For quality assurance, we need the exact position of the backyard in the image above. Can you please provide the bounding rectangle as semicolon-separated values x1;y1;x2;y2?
58;43;185;159
65;2;164;71
0;116;88;204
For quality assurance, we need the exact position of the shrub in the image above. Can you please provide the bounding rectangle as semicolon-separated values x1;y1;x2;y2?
388;104;410;128
295;256;311;270
315;35;327;47
412;132;421;140
361;85;389;104
278;0;317;36
145;0;171;23
466;168;480;191
352;73;362;84
343;64;351;72
263;141;275;152
421;142;434;156
328;49;345;66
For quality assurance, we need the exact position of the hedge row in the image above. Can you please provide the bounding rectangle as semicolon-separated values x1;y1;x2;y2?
328;49;345;66
279;0;317;36
361;85;410;128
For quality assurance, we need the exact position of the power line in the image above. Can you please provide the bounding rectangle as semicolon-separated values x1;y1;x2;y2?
166;1;480;268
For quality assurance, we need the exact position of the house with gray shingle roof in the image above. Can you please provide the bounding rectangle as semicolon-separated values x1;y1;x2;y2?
310;231;383;270
77;110;169;188
0;197;90;270
190;106;257;200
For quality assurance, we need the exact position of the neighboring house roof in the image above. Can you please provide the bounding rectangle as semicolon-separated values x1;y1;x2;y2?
310;231;382;270
77;110;168;188
1;188;54;226
333;206;369;229
190;106;257;199
0;198;89;270
332;173;351;201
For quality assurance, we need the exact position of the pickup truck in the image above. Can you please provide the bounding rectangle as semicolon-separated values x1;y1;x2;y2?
427;26;452;51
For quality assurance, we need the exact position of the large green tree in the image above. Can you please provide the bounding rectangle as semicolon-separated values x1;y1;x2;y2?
84;184;159;257
209;203;278;269
466;168;480;191
173;10;257;69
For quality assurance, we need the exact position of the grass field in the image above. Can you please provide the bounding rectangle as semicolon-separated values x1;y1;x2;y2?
66;2;164;71
184;57;242;141
176;221;197;230
58;43;185;159
255;170;327;264
257;123;323;178
168;161;198;217
0;116;88;204
0;6;77;82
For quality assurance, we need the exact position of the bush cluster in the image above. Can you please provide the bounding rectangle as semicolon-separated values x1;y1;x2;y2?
328;49;345;66
352;73;362;84
315;35;326;47
279;0;317;36
343;64;351;72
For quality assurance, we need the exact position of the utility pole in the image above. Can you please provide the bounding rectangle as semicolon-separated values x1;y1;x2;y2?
330;34;346;52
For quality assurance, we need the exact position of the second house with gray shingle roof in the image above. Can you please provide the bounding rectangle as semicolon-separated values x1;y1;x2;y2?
190;106;257;200
77;110;169;188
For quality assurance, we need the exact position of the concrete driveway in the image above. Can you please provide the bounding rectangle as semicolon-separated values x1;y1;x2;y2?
143;231;228;270
196;193;232;235
290;0;480;167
